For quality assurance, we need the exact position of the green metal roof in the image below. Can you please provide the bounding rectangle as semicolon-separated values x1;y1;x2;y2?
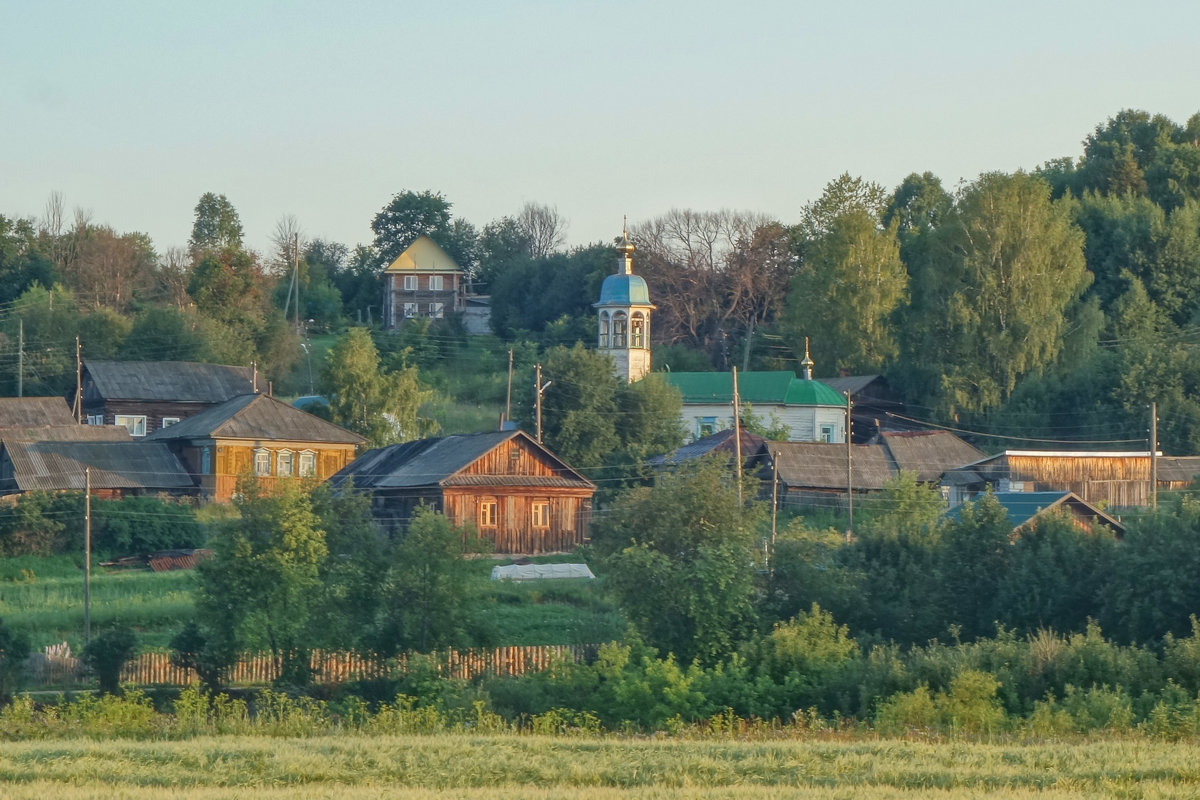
662;371;845;407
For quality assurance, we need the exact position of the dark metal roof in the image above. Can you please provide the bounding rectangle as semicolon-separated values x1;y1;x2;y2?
2;441;194;492
84;361;255;403
820;375;884;396
145;394;365;445
948;491;1126;536
1157;456;1200;483
0;397;77;427
328;429;593;491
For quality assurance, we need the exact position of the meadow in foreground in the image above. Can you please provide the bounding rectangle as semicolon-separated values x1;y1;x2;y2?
0;735;1199;799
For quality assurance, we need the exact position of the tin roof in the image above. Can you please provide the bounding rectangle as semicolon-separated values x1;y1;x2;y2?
84;361;255;403
145;393;365;445
663;371;845;407
771;441;896;491
328;429;593;491
0;397;78;428
2;441;194;492
879;430;985;483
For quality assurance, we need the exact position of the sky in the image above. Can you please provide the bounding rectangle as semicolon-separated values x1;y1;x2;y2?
3;0;1198;258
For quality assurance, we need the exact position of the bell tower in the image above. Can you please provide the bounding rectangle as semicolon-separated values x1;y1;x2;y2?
595;224;654;382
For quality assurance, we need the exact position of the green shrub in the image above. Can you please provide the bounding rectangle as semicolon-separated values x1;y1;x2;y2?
82;627;138;695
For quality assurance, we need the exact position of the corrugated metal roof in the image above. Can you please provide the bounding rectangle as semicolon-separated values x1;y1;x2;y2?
84;361;255;403
948;491;1125;536
663;371;844;406
145;394;365;445
879;430;985;482
3;441;194;492
0;397;77;427
328;430;593;490
772;442;895;490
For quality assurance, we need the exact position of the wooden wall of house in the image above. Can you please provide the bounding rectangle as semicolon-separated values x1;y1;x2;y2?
443;488;591;554
193;442;358;502
86;401;214;435
458;439;570;478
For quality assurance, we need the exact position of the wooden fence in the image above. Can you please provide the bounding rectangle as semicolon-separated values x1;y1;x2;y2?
25;644;589;688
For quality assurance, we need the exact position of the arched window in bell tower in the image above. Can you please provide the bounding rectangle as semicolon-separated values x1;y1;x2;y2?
631;312;645;348
598;311;610;348
612;311;628;347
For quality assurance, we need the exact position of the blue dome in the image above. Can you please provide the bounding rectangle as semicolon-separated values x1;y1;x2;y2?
597;273;651;306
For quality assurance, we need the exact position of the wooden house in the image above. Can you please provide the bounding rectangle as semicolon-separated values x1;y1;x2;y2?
647;428;769;472
146;393;365;502
948;491;1126;538
0;440;195;499
74;360;256;437
769;430;984;511
381;235;465;328
327;430;596;554
0;397;130;444
942;450;1173;509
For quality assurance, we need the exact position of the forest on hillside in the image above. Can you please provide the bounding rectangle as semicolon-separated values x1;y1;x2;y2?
3;109;1200;453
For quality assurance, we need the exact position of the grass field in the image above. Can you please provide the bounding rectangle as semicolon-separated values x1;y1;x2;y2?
0;734;1197;798
0;554;618;655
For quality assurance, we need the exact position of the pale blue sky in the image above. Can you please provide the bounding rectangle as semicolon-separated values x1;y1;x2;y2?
2;1;1197;257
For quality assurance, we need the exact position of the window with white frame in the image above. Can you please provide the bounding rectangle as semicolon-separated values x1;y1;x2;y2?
631;312;646;348
254;448;271;476
403;275;417;291
612;311;628;347
819;424;835;443
531;501;550;528
161;417;181;428
86;414;104;426
479;498;498;528
428;275;443;291
598;311;610;349
114;414;147;437
298;450;316;477
429;302;444;318
277;449;293;477
403;303;418;318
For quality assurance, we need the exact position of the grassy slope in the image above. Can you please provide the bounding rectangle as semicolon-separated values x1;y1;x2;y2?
0;735;1196;798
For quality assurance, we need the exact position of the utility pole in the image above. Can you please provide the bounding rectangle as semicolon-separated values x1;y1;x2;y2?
770;450;780;576
1151;401;1158;510
73;336;82;423
732;366;743;506
845;391;853;540
84;466;91;646
535;363;544;444
505;349;514;426
17;319;23;398
294;232;302;337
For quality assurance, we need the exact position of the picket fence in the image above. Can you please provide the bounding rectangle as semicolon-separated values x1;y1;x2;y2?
25;644;590;688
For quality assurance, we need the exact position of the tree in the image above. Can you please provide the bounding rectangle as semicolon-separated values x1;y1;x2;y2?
188;192;244;254
796;173;889;240
320;327;436;446
82;627;138;695
370;190;476;269
195;480;328;686
516;202;568;258
899;171;1091;417
784;207;907;374
0;618;30;705
66;226;157;312
0;214;57;305
371;506;488;654
595;459;761;665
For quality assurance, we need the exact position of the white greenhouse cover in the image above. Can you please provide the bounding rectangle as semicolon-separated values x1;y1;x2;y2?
490;563;595;581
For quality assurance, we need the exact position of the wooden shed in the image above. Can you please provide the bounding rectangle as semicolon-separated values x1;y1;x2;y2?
328;430;595;554
943;450;1164;509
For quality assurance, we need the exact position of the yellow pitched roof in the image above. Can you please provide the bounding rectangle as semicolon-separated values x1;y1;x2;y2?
382;235;463;273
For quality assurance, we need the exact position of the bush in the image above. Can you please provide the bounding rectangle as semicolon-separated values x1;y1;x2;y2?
82;627;138;694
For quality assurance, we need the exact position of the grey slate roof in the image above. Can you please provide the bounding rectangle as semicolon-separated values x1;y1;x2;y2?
84;361;255;403
2;441;193;492
145;393;365;445
879;430;986;483
328;430;593;491
1157;456;1200;484
0;397;77;428
772;442;896;491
